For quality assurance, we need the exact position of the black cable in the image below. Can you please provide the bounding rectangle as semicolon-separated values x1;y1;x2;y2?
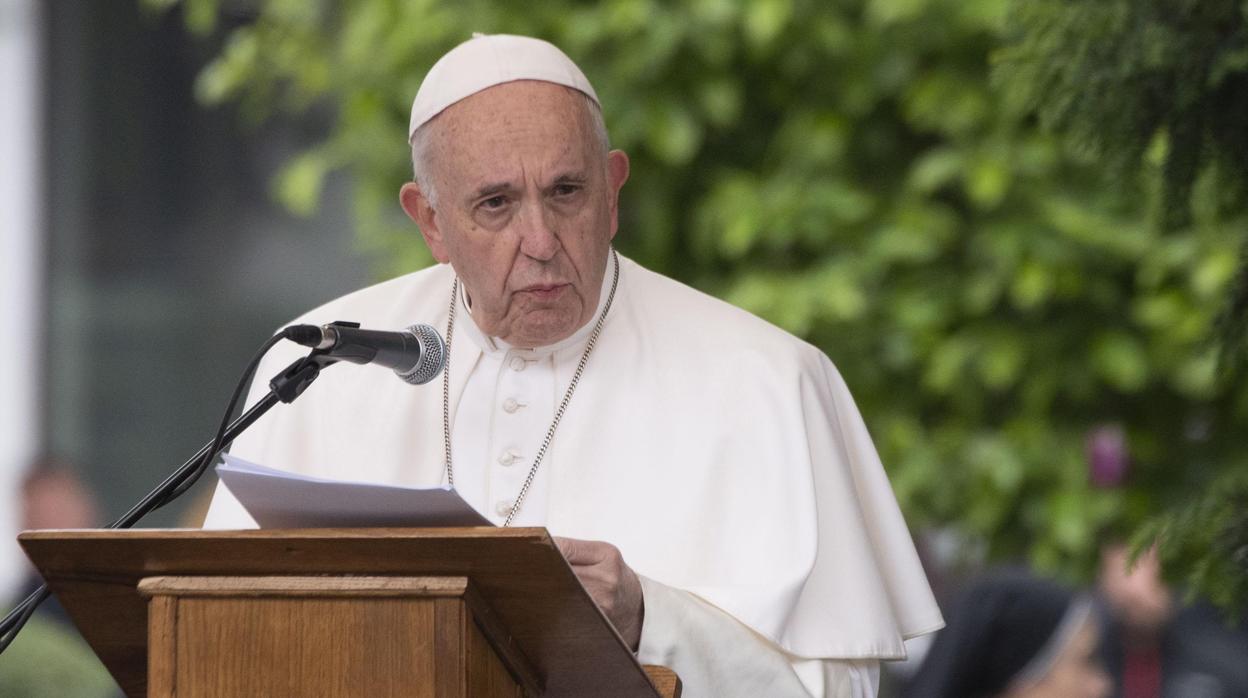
0;329;294;655
0;586;49;654
152;330;288;508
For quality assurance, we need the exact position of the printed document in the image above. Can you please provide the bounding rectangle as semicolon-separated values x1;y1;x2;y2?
216;454;492;528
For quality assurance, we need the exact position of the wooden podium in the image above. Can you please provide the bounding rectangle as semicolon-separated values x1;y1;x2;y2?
19;527;681;697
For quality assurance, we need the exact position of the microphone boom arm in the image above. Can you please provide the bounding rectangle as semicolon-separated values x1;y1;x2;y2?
0;348;338;651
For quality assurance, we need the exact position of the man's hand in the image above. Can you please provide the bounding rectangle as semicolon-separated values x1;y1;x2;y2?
554;536;645;650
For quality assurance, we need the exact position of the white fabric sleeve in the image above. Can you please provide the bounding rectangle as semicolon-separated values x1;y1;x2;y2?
636;575;879;698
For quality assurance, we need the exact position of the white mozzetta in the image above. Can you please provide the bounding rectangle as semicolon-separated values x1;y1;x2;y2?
637;573;880;697
203;255;943;686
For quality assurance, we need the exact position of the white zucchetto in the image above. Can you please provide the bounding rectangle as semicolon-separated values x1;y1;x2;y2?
408;33;601;140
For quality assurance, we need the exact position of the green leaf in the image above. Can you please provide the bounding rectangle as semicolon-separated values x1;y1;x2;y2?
924;336;974;394
1091;331;1149;392
645;101;703;166
976;333;1025;389
1009;261;1054;310
909;148;965;194
184;0;219;35
867;0;931;26
273;150;330;217
965;155;1010;210
743;0;793;51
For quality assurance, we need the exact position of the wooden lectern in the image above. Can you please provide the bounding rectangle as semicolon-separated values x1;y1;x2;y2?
19;527;681;697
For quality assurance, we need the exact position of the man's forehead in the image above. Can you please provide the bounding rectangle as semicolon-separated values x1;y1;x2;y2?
433;82;595;179
409;33;599;140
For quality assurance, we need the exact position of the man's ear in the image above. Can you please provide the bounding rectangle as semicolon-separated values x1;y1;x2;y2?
400;182;450;263
605;149;630;240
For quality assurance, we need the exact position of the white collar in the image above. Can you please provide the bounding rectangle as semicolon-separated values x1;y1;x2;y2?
457;251;617;359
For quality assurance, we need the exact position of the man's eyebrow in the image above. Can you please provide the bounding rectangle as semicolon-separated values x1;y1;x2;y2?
466;172;587;202
552;171;589;185
469;181;515;201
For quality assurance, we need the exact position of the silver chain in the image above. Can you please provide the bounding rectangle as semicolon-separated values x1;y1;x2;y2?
442;249;620;526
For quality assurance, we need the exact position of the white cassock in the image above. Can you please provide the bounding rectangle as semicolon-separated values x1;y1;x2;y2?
203;253;944;697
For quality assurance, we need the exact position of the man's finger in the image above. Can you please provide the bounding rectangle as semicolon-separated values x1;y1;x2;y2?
554;536;611;565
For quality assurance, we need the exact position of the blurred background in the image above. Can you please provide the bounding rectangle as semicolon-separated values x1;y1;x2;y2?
2;0;1247;695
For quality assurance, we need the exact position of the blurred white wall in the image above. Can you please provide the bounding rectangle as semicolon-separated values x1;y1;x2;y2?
0;0;43;600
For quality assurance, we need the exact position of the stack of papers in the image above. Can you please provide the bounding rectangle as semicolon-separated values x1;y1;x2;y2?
216;455;492;528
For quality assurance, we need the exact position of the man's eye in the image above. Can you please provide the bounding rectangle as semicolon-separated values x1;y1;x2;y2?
480;195;508;210
553;184;580;197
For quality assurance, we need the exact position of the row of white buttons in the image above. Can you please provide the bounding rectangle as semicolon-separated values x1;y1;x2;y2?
494;353;532;521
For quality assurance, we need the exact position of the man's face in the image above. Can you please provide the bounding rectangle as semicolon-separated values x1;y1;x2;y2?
401;81;629;348
1098;543;1173;637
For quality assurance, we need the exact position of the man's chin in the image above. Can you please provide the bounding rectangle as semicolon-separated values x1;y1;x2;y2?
506;314;583;348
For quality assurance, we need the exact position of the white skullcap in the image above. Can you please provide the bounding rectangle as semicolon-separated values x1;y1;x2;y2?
408;33;600;140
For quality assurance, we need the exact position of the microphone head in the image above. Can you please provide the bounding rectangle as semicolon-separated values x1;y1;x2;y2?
395;324;446;385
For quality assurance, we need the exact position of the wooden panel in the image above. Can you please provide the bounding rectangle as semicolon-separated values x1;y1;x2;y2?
43;577;145;692
460;583;541;696
467;608;525;698
643;665;684;698
146;596;177;697
139;576;504;697
432;595;525;698
139;575;471;597
171;595;437;697
21;528;665;698
433;597;466;698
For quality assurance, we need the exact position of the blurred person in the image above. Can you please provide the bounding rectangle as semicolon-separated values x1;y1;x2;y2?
14;458;100;626
1096;541;1248;698
21;461;98;530
1;458;115;698
202;33;943;696
903;570;1111;698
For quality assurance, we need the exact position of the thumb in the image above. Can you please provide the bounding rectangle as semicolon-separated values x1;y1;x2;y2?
553;536;595;564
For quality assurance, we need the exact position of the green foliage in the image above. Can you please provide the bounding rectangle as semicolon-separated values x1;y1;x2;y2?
1135;474;1248;621
994;0;1248;231
999;0;1248;614
160;0;1248;586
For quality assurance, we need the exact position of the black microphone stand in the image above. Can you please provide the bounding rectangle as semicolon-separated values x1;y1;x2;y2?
0;345;339;653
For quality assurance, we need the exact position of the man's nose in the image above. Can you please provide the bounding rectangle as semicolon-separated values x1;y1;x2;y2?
516;199;560;261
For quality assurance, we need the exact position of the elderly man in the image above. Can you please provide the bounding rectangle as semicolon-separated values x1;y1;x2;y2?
204;34;942;697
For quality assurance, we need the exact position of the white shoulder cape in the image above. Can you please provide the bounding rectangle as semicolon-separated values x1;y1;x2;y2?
205;255;943;659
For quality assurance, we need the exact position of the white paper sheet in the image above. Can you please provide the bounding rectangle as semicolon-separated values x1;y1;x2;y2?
215;454;492;528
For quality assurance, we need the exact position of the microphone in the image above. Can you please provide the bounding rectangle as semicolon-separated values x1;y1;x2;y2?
284;322;446;385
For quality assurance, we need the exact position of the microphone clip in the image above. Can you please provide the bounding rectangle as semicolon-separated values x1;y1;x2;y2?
271;322;359;403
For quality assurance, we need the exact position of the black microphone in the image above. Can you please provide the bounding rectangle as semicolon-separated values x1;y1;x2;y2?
284;322;447;385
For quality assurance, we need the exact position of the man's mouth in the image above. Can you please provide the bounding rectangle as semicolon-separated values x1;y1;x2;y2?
520;283;569;301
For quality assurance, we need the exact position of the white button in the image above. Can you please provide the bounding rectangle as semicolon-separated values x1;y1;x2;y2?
502;397;521;413
498;449;521;466
509;356;527;371
494;500;513;517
